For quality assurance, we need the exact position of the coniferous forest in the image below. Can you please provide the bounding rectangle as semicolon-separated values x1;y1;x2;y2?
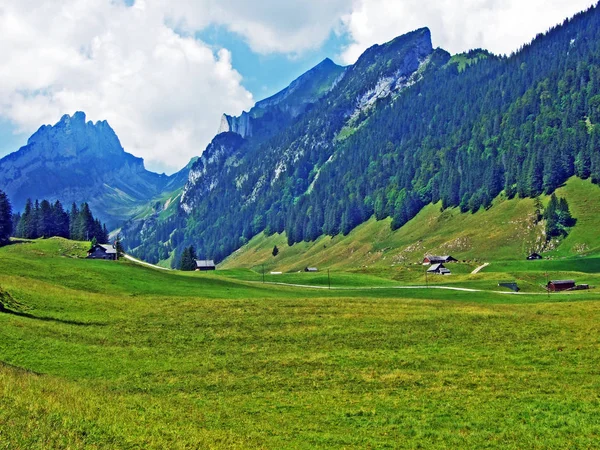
12;199;108;244
121;4;600;266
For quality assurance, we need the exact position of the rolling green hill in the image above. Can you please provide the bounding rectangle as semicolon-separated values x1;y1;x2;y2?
1;238;600;448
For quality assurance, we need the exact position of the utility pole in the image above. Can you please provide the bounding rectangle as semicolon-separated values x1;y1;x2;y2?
328;269;331;290
425;268;429;288
262;264;265;284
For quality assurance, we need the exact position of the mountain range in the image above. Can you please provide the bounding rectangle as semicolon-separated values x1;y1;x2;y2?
0;112;188;227
1;3;600;266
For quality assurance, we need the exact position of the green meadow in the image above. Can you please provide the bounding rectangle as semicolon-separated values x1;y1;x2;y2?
1;238;600;448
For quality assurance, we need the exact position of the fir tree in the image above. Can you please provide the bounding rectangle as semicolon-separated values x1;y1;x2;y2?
0;190;13;245
114;234;124;259
178;245;197;271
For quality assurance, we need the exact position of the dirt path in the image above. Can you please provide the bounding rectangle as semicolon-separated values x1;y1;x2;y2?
256;281;545;296
123;254;171;271
471;263;490;274
122;257;546;296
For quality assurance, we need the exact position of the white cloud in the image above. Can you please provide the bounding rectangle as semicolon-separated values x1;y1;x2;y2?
0;0;254;173
161;0;352;55
340;0;598;64
0;0;596;173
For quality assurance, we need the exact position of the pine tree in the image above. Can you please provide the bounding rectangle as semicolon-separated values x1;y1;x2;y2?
52;201;70;238
544;194;573;239
20;199;36;239
101;224;109;244
32;200;41;239
78;203;94;241
0;190;13;245
11;212;21;237
178;245;197;271
114;234;124;259
38;200;53;238
69;203;79;239
272;245;279;257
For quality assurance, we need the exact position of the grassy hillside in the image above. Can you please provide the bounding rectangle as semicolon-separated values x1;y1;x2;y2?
222;177;600;273
1;239;600;448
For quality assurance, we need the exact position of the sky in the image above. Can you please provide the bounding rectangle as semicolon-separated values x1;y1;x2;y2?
0;0;596;174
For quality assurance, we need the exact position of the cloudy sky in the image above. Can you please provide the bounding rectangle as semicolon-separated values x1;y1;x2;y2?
0;0;596;173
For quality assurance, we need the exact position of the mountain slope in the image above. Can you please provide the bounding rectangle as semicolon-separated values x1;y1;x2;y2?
127;4;600;267
221;177;600;272
0;112;186;227
123;28;439;263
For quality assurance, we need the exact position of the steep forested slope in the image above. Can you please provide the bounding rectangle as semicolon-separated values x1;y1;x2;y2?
124;4;600;266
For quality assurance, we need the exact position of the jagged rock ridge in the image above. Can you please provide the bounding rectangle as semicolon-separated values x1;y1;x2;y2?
0;112;178;227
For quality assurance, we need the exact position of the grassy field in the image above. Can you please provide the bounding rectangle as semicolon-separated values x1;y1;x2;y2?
1;238;600;448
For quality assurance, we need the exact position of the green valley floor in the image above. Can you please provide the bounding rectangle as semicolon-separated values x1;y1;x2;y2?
1;238;600;448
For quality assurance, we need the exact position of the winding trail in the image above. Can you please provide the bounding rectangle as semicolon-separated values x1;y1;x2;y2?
122;256;550;296
471;263;490;274
254;281;547;296
123;254;171;271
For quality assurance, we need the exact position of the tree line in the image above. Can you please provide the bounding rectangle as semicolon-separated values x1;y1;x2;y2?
11;198;108;243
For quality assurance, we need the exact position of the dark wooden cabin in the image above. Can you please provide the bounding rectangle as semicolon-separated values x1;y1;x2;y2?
195;260;216;271
87;244;117;261
547;280;576;292
423;255;458;265
427;263;451;275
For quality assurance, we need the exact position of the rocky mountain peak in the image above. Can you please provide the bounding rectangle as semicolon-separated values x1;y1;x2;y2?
0;112;171;226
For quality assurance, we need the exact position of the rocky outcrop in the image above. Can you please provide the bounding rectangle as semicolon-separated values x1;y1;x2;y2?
180;132;246;214
218;112;252;138
216;58;346;139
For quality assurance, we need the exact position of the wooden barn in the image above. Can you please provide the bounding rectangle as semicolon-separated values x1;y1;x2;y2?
87;244;117;261
547;280;576;292
427;263;451;276
527;253;543;260
423;255;458;265
196;260;216;271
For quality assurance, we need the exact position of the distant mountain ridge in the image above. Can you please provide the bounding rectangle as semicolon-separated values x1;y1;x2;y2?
0;112;184;227
122;4;600;267
219;57;346;139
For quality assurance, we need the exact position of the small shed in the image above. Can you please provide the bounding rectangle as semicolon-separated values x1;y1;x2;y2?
196;260;216;271
423;255;458;265
499;282;520;292
527;253;543;260
427;263;451;275
87;244;117;261
547;280;576;292
305;267;318;272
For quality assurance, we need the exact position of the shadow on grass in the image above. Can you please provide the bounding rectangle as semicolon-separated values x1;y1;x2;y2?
0;307;106;327
0;360;42;375
3;238;36;246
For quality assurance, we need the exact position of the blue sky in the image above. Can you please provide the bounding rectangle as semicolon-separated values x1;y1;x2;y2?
0;0;596;173
197;26;350;100
0;27;350;162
